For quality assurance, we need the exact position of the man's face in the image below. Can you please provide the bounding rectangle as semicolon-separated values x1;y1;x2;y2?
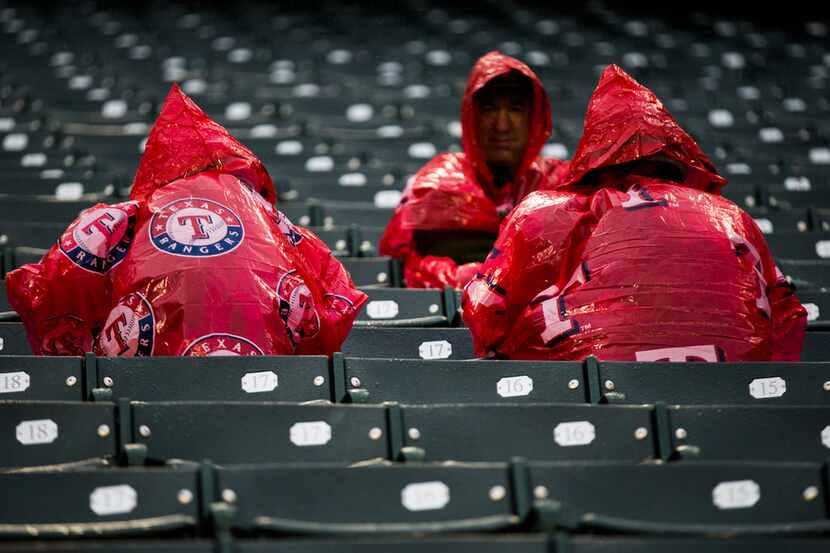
475;82;531;173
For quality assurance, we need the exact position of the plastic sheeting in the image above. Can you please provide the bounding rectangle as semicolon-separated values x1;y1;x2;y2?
462;65;805;362
7;85;366;356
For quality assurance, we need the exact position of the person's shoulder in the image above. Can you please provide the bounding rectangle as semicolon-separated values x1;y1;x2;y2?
406;151;478;193
511;188;581;218
412;151;469;178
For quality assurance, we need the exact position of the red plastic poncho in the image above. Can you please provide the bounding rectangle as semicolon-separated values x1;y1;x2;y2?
380;50;569;289
7;84;367;357
462;64;806;362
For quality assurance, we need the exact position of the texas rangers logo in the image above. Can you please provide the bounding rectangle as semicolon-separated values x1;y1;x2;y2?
150;198;244;257
183;333;264;356
277;270;320;349
60;203;138;274
95;292;155;357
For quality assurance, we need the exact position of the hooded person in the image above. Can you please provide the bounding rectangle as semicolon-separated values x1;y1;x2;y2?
462;64;806;362
379;50;570;289
7;84;367;357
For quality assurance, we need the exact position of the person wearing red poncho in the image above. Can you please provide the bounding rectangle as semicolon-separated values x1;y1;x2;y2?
6;84;367;357
379;50;569;289
462;65;806;362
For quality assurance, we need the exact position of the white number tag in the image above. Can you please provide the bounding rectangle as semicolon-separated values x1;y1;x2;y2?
496;375;534;398
748;377;786;399
366;300;399;320
0;371;30;394
90;484;137;516
753;218;773;234
289;421;332;447
821;426;830;449
804;303;820;321
418;340;453;360
809;147;830;165
553;421;596;447
374;190;402;208
815;241;830;259
784;176;811;191
16;419;58;445
241;371;278;393
401;481;450;512
712;480;760;510
21;152;47;167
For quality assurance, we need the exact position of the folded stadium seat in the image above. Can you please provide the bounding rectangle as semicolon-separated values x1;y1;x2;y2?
271;137;338;160
351;226;385;258
801;332;830;362
94;355;330;403
281;176;403;206
130;402;390;465
810;208;830;232
309;200;395;228
667;405;830;461
778;259;830;291
0;221;66;249
0;129;68;159
0;356;84;401
0;465;200;539
745;207;810;234
47;104;155;127
528;460;830;535
561;536;830;553
341;327;475;359
65;134;149;162
766;232;830;261
183;99;286;129
354;288;450;327
233;535;551;553
452;290;465;326
716;179;761;210
399;404;656;462
317;120;433;145
0;171;115;200
279;96;392;124
0;401;116;468
796;292;830;329
595;360;830;405
12;246;48;269
361;138;460;175
0;322;33;355
341;257;400;287
0;199;98;225
764;187;830;210
265;152;367;187
0;280;10;313
337;356;587;404
216;463;523;535
303;226;351;256
0;540;215;552
275;201;312;227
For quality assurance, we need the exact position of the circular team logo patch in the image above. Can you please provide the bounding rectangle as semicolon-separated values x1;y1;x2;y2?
150;198;244;257
184;333;264;356
277;270;320;349
95;293;155;357
60;203;138;274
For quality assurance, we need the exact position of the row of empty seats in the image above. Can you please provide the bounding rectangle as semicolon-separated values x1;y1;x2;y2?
2;459;830;539
5;399;830;467
3;353;830;405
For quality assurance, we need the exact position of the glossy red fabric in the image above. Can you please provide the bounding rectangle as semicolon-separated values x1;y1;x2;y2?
7;84;366;357
462;65;806;362
380;51;569;288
